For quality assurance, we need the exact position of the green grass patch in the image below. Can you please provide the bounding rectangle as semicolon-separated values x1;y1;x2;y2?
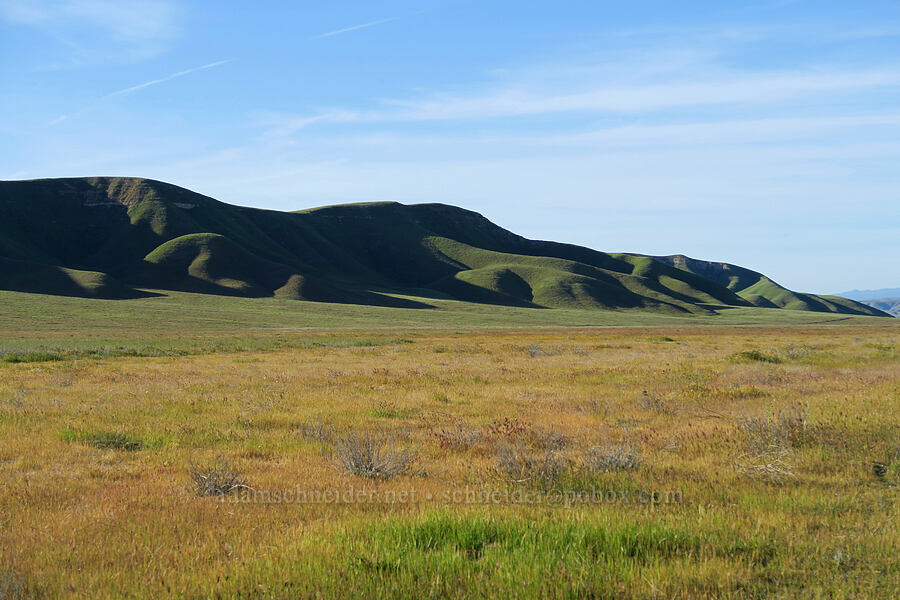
731;349;783;364
60;428;162;451
1;351;62;363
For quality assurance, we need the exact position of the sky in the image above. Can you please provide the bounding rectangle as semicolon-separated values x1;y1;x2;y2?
1;0;898;294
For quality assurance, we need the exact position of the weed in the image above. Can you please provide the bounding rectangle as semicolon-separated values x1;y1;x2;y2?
188;457;250;496
731;350;782;364
528;426;569;451
297;418;335;444
584;440;641;472
432;423;483;451
486;417;530;440
495;442;571;487
737;404;809;453
327;430;419;479
638;391;678;415
0;569;25;600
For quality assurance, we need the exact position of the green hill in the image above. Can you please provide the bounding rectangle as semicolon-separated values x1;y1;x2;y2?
647;254;887;317
0;176;889;317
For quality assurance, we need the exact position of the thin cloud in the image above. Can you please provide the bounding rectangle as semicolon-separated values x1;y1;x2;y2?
310;16;398;40
50;59;231;124
108;59;231;97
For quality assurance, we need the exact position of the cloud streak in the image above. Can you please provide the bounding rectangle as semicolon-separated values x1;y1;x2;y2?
50;59;231;124
309;16;398;40
107;59;231;97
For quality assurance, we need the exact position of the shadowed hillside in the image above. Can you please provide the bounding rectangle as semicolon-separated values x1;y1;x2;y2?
0;177;888;317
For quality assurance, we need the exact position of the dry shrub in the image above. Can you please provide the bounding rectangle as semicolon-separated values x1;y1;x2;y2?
495;442;570;486
584;441;641;472
297;418;335;444
486;417;530;440
327;430;419;479
188;457;250;497
432;422;483;451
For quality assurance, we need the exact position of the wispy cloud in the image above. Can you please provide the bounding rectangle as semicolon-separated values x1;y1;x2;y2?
107;59;231;97
262;68;900;135
309;16;398;40
0;0;180;61
51;59;231;124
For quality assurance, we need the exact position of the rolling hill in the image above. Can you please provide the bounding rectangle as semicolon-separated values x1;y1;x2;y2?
0;176;889;317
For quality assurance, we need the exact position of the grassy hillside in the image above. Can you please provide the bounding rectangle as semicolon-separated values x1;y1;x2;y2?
0;177;888;317
649;254;888;317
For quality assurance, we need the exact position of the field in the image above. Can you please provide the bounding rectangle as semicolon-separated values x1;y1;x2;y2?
1;291;898;598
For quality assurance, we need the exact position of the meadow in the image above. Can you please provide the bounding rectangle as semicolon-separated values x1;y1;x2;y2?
0;291;898;598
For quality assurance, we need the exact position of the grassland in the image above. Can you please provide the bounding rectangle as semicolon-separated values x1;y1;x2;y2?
0;290;898;598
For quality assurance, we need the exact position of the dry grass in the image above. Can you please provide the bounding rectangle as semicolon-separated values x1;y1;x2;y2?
0;325;898;598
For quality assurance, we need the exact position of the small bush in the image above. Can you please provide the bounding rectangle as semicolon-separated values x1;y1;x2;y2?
528;427;569;451
0;569;25;600
638;391;678;415
189;457;250;497
737;404;809;453
734;448;795;482
731;350;782;364
584;441;641;472
432;423;483;451
495;442;570;487
327;430;419;479
297;418;335;443
486;417;530;440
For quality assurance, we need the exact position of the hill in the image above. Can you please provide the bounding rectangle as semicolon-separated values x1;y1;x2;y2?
0;177;889;317
646;254;885;316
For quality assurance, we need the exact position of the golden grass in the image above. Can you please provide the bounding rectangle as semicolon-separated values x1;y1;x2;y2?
1;326;898;598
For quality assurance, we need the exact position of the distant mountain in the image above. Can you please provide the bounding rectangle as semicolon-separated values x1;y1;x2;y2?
836;288;900;301
0;177;889;317
858;299;899;317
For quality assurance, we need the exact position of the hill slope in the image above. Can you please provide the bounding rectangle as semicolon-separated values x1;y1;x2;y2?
647;254;887;317
0;177;888;317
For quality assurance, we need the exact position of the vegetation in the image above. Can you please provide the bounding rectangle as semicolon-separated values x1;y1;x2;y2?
1;324;897;598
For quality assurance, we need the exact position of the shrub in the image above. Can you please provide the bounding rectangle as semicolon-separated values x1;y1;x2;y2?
297;418;335;443
528;426;569;451
432;423;483;451
495;442;571;487
584;441;641;472
737;404;809;453
731;350;782;364
188;457;250;497
486;417;529;440
0;569;25;600
327;430;419;479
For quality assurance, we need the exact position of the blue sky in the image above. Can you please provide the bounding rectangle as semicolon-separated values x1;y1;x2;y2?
1;0;898;293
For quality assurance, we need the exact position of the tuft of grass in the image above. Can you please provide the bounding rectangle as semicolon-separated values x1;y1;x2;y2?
327;430;419;479
731;349;782;364
61;428;145;451
188;457;250;497
368;402;416;419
